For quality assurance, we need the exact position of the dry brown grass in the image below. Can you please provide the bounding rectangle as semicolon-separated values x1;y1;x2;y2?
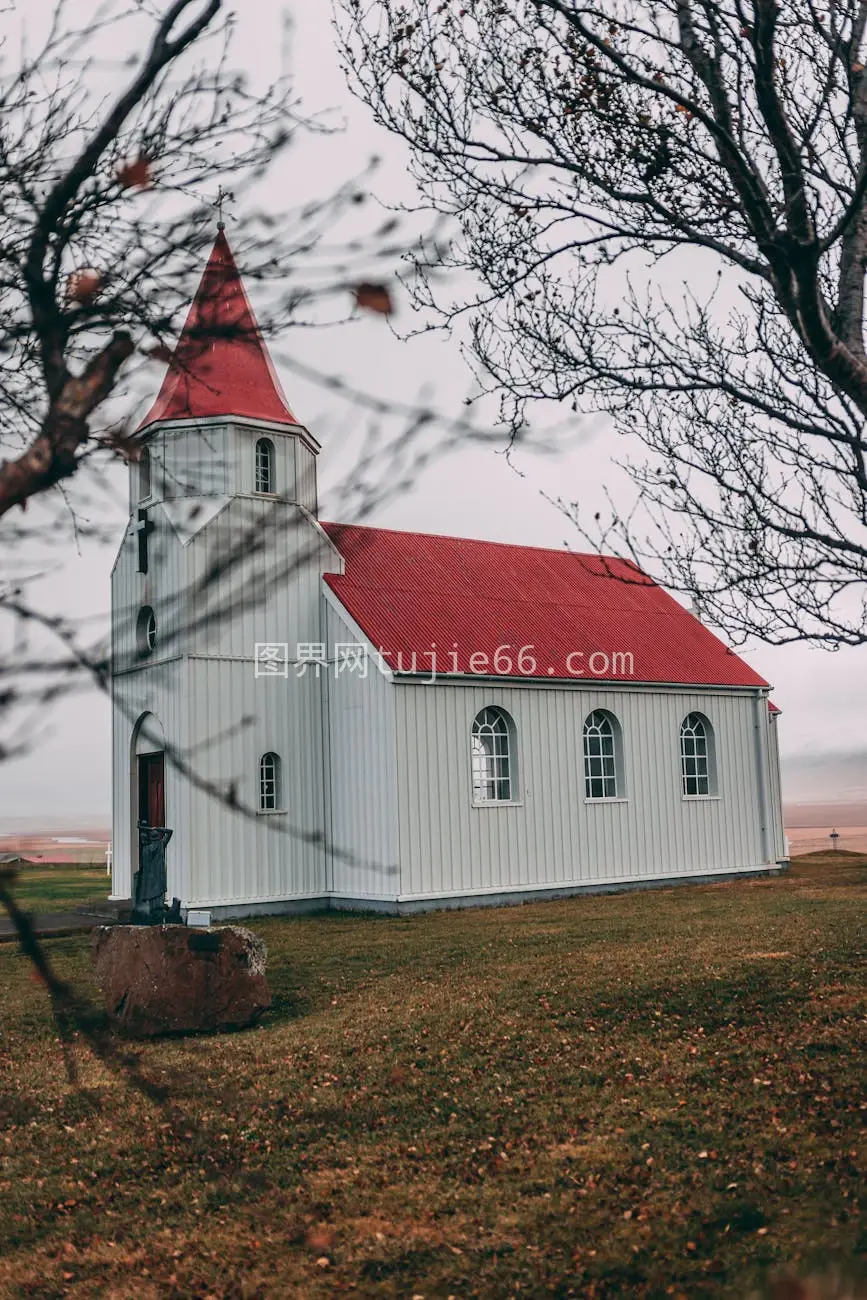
0;854;864;1297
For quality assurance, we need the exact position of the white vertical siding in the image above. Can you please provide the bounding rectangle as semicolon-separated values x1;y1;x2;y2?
112;451;344;908
137;417;313;507
181;659;326;905
322;598;399;900
112;502;189;673
112;477;193;902
296;443;317;514
184;500;338;660
175;505;340;905
150;421;232;501
767;713;786;860
392;682;770;901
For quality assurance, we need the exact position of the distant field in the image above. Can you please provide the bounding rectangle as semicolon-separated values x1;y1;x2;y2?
786;825;867;855
0;864;109;913
0;853;864;1298
0;829;109;865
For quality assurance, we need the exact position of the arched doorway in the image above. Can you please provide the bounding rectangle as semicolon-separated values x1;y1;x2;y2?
130;714;169;919
133;712;166;833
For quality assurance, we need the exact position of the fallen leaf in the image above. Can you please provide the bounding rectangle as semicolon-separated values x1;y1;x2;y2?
306;1226;334;1253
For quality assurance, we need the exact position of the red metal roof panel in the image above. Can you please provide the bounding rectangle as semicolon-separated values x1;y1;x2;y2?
322;523;770;689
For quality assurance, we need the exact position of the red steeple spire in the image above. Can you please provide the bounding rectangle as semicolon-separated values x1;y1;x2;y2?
139;228;298;430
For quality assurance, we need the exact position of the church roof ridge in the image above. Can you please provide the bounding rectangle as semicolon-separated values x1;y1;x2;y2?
320;519;646;574
138;228;298;431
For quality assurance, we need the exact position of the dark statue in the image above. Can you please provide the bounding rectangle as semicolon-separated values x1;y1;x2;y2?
133;824;181;924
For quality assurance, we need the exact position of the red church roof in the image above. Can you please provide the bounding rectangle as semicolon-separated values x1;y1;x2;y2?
322;523;770;688
139;229;298;430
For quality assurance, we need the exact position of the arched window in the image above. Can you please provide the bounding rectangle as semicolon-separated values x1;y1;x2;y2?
583;710;623;800
136;605;156;658
680;712;717;796
259;752;282;811
471;707;516;803
139;446;151;500
255;437;275;494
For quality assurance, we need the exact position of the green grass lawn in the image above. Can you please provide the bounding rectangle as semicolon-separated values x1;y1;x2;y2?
2;864;109;914
0;854;864;1298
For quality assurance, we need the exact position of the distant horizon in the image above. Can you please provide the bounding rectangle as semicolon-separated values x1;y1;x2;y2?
5;742;865;834
3;801;866;839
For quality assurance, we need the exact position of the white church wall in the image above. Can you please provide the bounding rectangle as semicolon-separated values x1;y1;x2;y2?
112;500;189;672
184;499;340;661
177;506;341;906
391;680;772;902
322;596;400;901
181;659;326;907
138;421;232;506
112;482;194;903
136;417;316;508
767;713;786;860
295;442;318;516
112;477;343;910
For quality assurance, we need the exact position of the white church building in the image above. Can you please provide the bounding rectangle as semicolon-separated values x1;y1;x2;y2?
110;229;787;919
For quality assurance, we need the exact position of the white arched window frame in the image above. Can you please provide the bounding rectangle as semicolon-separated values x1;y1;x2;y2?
255;437;275;494
583;710;624;800
259;752;283;812
139;446;151;501
680;713;718;797
471;707;516;803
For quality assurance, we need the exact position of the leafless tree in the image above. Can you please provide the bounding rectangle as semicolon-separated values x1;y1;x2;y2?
0;0;502;756
0;0;523;900
339;0;867;646
0;0;512;1078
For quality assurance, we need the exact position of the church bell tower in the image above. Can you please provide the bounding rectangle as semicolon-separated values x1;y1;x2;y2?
109;226;340;917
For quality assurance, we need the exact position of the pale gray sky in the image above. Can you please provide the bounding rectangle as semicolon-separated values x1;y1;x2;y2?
1;1;865;826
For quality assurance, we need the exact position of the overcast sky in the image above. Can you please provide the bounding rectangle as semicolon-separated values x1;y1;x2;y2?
1;1;865;827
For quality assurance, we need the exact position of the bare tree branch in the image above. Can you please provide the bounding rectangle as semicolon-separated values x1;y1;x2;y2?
338;0;867;644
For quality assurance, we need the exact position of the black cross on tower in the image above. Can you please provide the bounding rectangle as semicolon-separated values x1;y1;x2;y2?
128;507;156;574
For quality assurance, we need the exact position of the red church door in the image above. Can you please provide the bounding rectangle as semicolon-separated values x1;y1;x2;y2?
138;753;165;828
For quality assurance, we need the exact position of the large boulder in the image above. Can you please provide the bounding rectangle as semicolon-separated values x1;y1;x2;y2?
92;924;271;1037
